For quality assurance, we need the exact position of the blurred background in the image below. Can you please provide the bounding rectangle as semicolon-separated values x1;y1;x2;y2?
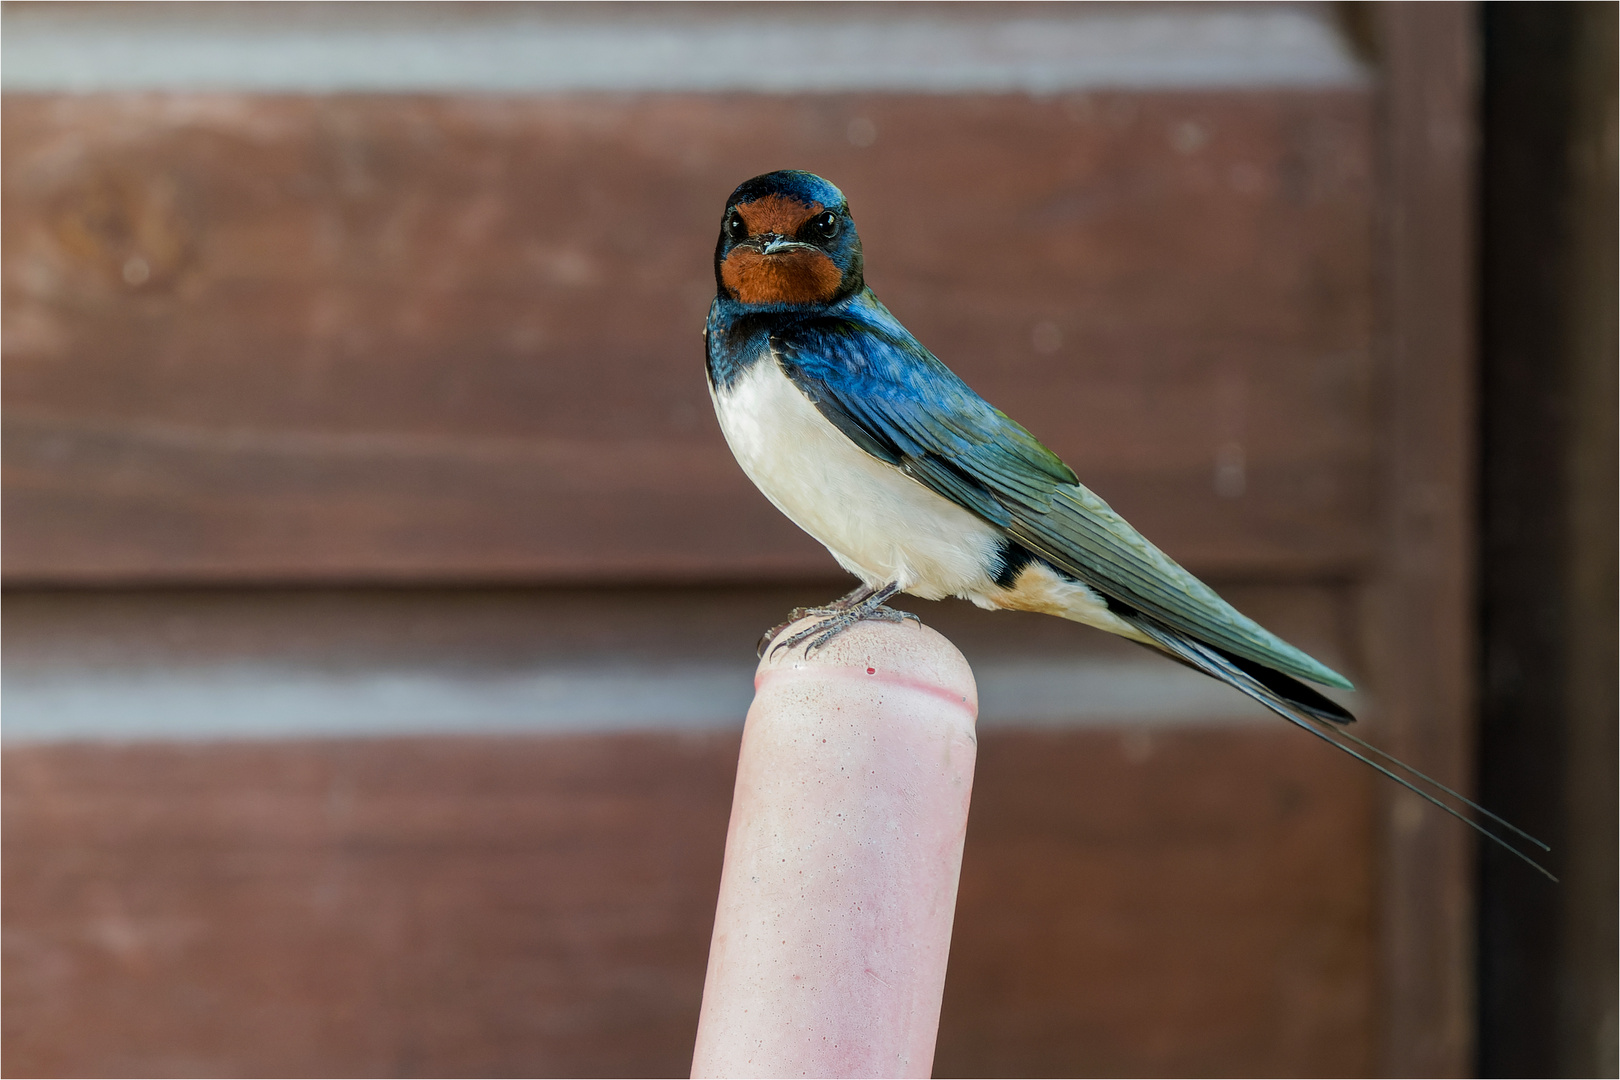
1;2;1613;1076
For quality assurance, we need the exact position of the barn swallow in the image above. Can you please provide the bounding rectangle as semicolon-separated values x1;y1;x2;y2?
704;170;1549;876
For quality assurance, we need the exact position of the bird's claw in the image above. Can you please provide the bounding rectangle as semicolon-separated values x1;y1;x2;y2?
761;583;919;658
756;585;880;656
756;605;847;656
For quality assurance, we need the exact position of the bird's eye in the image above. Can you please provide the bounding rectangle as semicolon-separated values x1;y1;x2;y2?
725;212;748;242
813;211;839;239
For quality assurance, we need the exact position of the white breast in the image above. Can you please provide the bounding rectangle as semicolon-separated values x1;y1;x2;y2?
710;355;1003;600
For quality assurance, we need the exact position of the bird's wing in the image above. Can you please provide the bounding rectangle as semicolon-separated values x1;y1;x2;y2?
771;316;1354;691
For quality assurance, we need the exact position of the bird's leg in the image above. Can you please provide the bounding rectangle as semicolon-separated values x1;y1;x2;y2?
794;582;877;619
767;582;922;657
756;584;877;657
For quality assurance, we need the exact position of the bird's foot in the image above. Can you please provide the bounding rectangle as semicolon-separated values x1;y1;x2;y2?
764;583;920;657
756;584;877;656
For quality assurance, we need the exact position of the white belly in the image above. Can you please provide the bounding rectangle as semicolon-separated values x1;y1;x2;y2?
710;357;1003;600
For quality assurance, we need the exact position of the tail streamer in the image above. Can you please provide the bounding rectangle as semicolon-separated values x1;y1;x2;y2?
1127;618;1557;882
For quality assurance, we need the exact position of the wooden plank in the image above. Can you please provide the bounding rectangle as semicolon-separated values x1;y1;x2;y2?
940;729;1376;1078
1;735;734;1080
1366;6;1480;1076
3;728;1375;1079
3;90;1376;584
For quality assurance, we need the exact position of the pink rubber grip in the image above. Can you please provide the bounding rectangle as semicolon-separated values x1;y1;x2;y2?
691;617;979;1079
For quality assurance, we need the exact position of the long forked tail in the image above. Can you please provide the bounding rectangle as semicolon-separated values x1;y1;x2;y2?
1125;616;1557;882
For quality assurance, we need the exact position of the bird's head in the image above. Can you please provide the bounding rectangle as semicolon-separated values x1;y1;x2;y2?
714;170;863;309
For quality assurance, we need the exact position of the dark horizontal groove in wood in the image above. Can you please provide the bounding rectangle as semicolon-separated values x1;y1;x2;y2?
2;90;1377;585
0;580;1357;674
2;581;1362;740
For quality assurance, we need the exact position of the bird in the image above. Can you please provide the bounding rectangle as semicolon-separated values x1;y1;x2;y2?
703;169;1550;877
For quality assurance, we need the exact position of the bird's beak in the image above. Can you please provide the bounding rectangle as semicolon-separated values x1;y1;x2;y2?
760;234;818;256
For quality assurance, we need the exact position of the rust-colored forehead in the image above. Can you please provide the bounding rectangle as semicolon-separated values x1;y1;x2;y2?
734;195;824;236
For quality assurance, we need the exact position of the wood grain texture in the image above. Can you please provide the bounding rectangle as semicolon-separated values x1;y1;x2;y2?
2;90;1375;584
2;729;1375;1079
1367;5;1480;1076
3;735;736;1080
937;729;1376;1079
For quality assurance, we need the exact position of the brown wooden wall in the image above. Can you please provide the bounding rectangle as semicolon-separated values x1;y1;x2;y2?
4;90;1374;584
4;730;1376;1079
2;6;1481;1077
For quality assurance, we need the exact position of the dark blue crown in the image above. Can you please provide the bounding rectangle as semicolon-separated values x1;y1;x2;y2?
726;170;848;212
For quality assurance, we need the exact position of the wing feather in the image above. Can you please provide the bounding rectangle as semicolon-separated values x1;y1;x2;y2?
771;313;1353;691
